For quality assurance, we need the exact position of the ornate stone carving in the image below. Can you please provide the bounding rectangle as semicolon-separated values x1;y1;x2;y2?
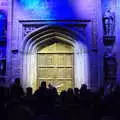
22;22;87;38
23;25;42;37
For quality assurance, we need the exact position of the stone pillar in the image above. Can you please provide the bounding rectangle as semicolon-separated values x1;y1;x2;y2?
6;0;13;86
101;0;117;87
116;0;120;83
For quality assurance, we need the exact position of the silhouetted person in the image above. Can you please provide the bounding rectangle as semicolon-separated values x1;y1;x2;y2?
26;87;32;96
40;81;46;88
10;78;24;98
48;83;54;89
33;81;49;115
80;84;88;96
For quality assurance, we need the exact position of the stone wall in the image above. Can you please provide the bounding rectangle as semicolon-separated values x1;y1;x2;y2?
116;0;120;83
0;0;8;11
0;0;8;86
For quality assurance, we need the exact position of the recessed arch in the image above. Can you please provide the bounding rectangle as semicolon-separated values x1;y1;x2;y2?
22;25;90;91
22;25;86;51
25;33;76;53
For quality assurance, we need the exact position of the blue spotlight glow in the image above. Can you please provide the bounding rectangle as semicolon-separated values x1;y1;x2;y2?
20;0;40;9
18;0;76;19
19;0;52;19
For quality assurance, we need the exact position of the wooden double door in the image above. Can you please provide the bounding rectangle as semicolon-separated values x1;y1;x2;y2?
37;42;74;92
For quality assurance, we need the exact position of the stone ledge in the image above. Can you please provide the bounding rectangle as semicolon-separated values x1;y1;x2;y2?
103;36;116;46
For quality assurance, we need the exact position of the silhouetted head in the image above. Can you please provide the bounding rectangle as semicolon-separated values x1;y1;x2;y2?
48;83;53;89
80;84;87;90
74;87;79;95
40;81;46;88
67;88;73;95
26;87;32;96
14;78;20;85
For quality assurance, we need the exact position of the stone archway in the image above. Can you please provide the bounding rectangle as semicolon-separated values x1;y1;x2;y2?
22;25;90;91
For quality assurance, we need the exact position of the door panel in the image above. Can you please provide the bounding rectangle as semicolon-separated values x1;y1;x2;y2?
37;42;74;92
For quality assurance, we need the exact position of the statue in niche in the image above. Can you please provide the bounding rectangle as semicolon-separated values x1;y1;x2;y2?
103;8;115;36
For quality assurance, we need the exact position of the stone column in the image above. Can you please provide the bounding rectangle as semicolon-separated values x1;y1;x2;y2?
102;0;117;86
116;0;120;83
6;0;13;85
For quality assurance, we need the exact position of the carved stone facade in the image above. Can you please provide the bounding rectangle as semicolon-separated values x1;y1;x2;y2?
1;0;105;90
23;25;43;37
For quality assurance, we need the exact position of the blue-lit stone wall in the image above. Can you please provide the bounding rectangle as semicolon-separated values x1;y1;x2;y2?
14;0;98;20
6;0;104;89
116;0;120;83
18;0;75;19
101;0;116;14
0;0;7;85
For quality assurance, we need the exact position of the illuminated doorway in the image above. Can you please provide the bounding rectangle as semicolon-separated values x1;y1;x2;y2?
37;41;74;92
22;25;90;92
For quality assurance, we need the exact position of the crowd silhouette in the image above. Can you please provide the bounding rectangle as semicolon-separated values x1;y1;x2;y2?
1;78;120;120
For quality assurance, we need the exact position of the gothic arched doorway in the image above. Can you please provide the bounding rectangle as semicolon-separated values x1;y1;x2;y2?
22;25;89;91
